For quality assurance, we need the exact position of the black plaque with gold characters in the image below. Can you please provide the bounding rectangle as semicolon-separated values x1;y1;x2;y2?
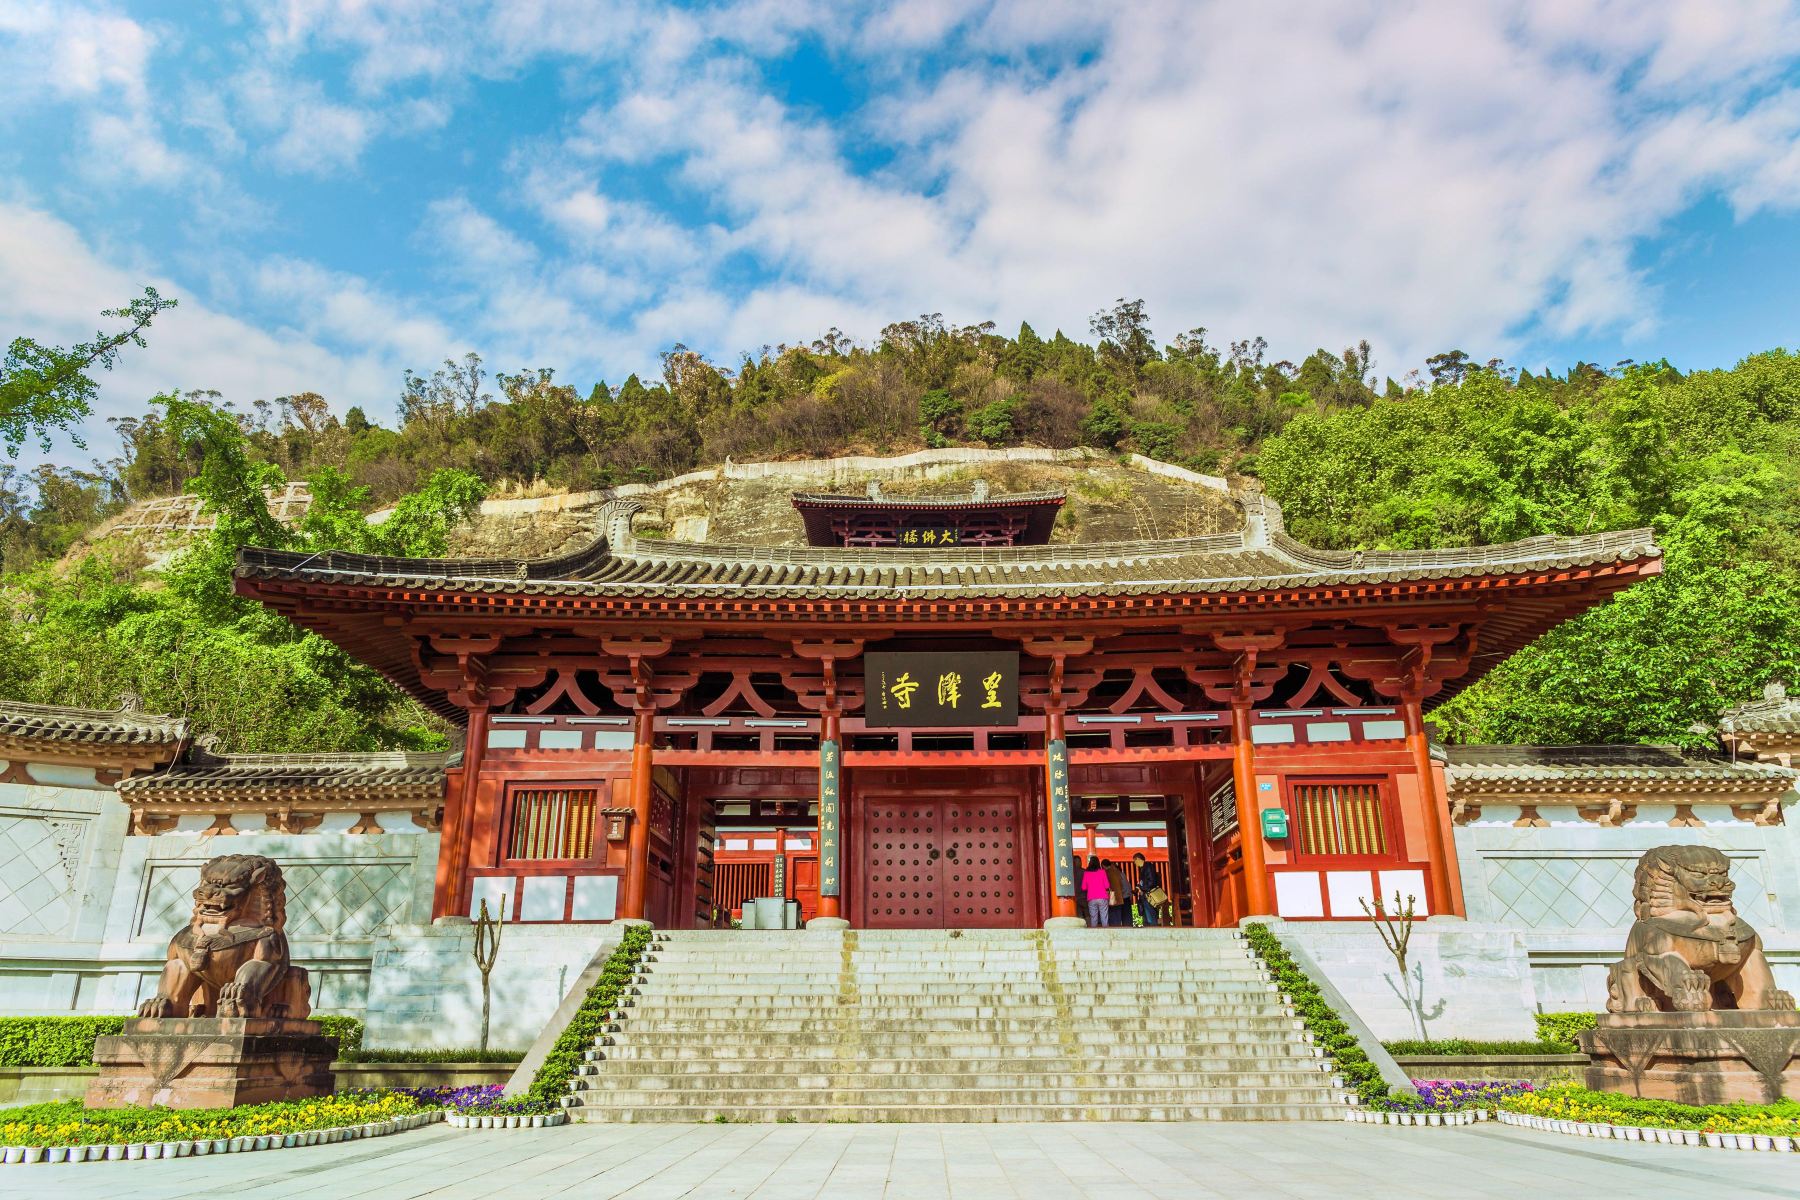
864;651;1019;727
896;526;960;547
819;737;841;898
1048;737;1075;899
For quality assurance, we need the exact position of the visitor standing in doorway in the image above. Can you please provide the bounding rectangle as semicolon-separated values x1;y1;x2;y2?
1133;853;1164;927
1081;855;1111;926
1104;859;1127;929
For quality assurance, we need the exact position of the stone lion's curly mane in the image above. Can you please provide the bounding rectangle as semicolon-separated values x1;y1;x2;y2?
1631;844;1730;921
196;854;288;930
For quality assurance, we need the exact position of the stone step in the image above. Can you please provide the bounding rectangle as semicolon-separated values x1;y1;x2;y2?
577;1101;1340;1123
617;1014;1304;1034
577;1083;1341;1106
578;1066;1334;1089
630;982;1279;999
597;1041;1320;1061
622;1003;1290;1020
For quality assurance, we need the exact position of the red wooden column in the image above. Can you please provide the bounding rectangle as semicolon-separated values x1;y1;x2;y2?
1401;691;1465;916
620;705;656;921
1228;696;1272;917
432;704;487;919
816;708;844;923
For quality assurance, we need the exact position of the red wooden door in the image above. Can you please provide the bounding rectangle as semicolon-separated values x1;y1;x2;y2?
863;797;1028;928
943;798;1024;927
790;855;820;924
864;799;942;928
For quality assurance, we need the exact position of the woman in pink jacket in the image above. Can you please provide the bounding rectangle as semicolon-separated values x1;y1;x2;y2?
1081;855;1111;927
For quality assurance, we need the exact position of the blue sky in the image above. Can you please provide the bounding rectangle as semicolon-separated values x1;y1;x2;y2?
4;1;1800;467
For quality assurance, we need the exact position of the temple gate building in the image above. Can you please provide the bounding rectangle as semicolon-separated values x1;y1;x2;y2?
4;451;1797;1052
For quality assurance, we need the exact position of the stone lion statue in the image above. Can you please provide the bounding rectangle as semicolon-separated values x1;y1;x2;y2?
137;854;312;1020
1606;845;1794;1013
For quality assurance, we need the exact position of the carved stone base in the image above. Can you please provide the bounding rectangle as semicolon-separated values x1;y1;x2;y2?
1582;1011;1800;1105
85;1017;337;1110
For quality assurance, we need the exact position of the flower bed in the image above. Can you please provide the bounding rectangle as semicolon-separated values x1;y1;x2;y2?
0;1091;442;1164
1500;1083;1800;1139
399;1083;563;1126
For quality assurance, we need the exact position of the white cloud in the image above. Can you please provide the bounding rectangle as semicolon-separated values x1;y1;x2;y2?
0;202;404;464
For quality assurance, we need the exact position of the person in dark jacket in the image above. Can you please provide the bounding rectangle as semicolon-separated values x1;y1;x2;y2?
1133;853;1163;926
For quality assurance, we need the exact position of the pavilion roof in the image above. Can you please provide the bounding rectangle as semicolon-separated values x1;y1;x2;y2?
237;496;1658;603
788;488;1066;508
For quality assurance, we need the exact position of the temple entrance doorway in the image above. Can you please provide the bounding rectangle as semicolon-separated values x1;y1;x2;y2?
855;779;1037;928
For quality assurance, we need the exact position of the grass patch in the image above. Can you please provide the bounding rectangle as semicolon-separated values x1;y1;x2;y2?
1243;922;1390;1105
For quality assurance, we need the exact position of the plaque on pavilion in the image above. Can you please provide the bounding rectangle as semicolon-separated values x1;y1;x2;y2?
864;652;1019;728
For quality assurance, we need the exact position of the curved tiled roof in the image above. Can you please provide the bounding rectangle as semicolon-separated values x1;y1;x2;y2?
0;698;188;746
1719;690;1800;737
1446;744;1796;791
118;749;451;801
236;495;1660;602
790;489;1066;508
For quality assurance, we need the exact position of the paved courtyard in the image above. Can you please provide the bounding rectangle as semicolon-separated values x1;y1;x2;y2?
15;1120;1800;1199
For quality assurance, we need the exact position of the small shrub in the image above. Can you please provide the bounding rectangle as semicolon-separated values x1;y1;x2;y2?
1533;1012;1597;1052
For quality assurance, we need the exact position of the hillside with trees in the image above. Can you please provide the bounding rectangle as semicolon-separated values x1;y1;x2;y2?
4;297;1799;753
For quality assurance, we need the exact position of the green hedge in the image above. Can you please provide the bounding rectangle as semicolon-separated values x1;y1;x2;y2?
0;1018;126;1068
343;1047;526;1063
1242;923;1390;1105
1384;1037;1574;1056
524;925;653;1106
1532;1012;1596;1052
0;1015;365;1067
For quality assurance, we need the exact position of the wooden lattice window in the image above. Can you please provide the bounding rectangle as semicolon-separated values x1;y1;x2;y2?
1292;781;1389;858
506;788;599;861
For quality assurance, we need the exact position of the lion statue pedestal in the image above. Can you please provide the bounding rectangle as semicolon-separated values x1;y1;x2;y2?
86;854;337;1110
1583;845;1800;1104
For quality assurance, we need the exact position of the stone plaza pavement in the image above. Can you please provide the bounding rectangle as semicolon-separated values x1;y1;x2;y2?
18;1120;1800;1199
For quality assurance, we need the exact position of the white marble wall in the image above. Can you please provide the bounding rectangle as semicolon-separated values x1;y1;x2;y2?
361;922;620;1050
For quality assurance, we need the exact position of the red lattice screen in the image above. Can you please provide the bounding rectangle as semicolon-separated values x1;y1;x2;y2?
714;861;772;918
1293;782;1388;858
506;788;598;861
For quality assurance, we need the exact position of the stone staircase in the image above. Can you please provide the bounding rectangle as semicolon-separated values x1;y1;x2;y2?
568;928;1350;1122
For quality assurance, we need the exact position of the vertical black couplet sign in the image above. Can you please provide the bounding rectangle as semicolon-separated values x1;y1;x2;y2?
819;738;841;898
1048;737;1075;899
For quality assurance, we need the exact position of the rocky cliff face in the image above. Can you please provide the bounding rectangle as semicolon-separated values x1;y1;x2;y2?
443;457;1244;559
